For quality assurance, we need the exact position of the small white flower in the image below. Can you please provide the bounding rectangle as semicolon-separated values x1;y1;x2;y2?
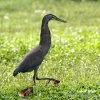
4;15;9;20
71;48;75;53
34;10;46;14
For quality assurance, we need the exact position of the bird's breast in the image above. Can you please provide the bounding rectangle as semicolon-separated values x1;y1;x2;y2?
42;45;50;56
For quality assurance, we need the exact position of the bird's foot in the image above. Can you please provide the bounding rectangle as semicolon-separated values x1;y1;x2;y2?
45;79;60;86
53;80;60;85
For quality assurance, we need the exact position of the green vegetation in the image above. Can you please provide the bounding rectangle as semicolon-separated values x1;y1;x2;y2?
0;0;100;99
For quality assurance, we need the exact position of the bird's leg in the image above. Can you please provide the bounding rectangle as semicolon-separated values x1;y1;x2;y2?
33;75;36;85
45;80;51;86
36;77;56;81
36;75;56;84
33;70;37;85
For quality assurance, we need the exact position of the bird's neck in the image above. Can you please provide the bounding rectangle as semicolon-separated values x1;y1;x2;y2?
39;21;51;47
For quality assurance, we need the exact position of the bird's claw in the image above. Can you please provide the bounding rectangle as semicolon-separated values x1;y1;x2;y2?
54;80;60;85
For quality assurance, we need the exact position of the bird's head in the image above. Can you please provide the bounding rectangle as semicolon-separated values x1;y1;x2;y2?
43;14;66;23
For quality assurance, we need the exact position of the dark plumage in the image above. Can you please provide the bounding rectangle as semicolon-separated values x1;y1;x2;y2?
13;14;66;84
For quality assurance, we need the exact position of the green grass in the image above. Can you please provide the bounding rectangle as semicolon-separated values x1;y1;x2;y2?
0;0;100;99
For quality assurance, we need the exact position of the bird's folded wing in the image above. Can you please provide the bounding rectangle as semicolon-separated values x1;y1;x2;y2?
17;45;43;71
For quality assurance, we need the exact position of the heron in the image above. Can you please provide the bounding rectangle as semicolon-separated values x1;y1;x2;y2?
13;14;66;85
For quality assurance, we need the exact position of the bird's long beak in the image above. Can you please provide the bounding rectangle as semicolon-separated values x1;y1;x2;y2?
55;17;66;23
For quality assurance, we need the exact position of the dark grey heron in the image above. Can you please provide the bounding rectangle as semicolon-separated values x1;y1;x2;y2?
13;14;66;84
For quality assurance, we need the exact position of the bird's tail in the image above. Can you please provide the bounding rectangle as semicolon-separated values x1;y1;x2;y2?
13;68;19;77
